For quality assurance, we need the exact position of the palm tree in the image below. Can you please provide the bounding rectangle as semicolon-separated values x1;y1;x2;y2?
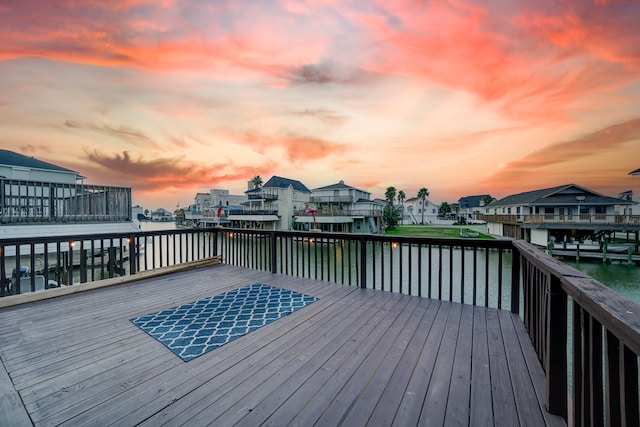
440;201;451;217
251;175;263;189
385;186;397;205
383;187;399;230
417;187;429;224
482;195;494;207
397;190;406;224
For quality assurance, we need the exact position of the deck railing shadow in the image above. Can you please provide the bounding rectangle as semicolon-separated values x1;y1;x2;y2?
0;226;638;425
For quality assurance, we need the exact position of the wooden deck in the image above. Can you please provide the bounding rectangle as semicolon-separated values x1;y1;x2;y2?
0;264;565;426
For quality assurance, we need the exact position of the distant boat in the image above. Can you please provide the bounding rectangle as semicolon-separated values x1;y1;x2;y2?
460;229;479;238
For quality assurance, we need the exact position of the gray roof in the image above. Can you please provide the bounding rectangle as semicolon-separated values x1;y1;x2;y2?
458;195;490;209
0;149;79;175
262;175;311;193
489;184;634;208
313;180;363;192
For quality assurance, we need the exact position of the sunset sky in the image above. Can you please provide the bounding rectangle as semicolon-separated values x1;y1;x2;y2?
1;0;640;210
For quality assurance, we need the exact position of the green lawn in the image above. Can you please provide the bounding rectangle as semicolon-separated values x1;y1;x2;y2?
385;225;495;239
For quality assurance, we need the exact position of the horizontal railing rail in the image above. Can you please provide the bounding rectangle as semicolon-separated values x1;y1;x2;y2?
294;209;383;218
479;213;640;226
0;228;216;297
228;210;279;216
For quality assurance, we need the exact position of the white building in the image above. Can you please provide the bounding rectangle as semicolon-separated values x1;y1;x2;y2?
402;197;439;224
228;176;311;230
482;183;638;244
295;180;384;233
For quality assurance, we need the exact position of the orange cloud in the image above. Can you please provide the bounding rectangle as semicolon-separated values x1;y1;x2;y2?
72;149;277;193
241;131;348;163
481;117;640;193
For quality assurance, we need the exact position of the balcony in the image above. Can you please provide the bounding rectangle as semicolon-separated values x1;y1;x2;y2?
479;213;640;228
228;209;279;216
0;178;132;223
295;209;382;218
247;191;278;201
308;195;354;203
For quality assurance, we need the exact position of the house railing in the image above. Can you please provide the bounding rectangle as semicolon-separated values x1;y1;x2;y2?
228;210;279;216
0;178;132;223
308;196;354;203
213;227;640;425
0;228;215;297
1;227;638;424
295;209;383;218
479;213;640;226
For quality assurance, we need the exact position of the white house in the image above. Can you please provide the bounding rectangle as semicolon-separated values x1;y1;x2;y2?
402;197;439;224
295;180;384;233
228;176;311;230
482;183;638;246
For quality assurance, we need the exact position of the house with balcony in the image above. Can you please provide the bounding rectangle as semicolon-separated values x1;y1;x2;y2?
401;197;439;224
457;194;492;223
0;149;136;238
294;180;384;233
228;176;311;230
184;189;247;227
480;183;638;248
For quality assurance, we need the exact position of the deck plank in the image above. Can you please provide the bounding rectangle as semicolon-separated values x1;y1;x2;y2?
470;306;494;426
0;263;565;427
487;307;520;426
444;303;474;425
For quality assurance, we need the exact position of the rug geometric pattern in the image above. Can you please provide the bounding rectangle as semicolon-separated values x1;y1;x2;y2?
130;283;318;362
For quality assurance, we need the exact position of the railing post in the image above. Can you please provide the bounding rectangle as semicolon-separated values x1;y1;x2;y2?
545;274;568;418
270;231;277;274
360;235;367;289
510;245;520;314
128;235;136;275
212;228;218;258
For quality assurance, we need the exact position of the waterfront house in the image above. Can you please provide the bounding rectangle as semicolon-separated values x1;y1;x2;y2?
457;194;492;222
402;196;439;224
184;189;247;227
295;180;384;233
228;176;311;230
0;149;136;238
480;183;639;248
150;208;173;221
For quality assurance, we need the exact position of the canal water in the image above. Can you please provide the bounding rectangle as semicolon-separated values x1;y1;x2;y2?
564;260;640;305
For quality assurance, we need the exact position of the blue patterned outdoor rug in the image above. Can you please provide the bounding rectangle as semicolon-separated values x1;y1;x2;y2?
130;283;318;362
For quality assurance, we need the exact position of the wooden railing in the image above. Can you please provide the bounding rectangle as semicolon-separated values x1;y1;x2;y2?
213;227;640;425
478;213;640;226
515;241;640;426
0;229;215;296
1;227;638;424
214;228;517;308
